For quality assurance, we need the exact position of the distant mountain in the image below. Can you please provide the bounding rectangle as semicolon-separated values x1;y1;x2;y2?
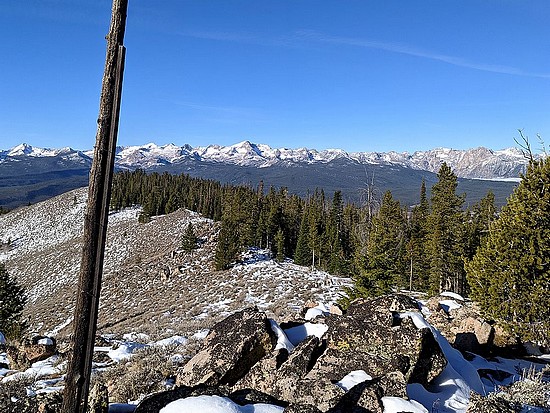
0;141;526;209
99;141;527;180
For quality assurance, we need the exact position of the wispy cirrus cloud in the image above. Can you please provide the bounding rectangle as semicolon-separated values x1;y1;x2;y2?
179;30;296;48
180;28;550;79
296;30;550;79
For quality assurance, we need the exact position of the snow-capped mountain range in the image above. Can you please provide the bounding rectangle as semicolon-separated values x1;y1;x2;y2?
0;141;529;180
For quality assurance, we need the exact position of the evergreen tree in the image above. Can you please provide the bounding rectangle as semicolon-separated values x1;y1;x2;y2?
275;229;285;262
463;191;496;261
181;223;197;252
0;263;27;340
406;180;431;292
294;212;312;266
466;157;550;344
427;163;465;295
214;219;240;270
353;191;407;297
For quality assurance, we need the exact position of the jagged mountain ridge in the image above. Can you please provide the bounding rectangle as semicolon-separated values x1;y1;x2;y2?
0;141;524;209
1;141;528;179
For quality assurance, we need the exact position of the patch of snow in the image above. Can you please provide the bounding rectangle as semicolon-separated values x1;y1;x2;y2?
37;338;54;345
305;302;330;320
0;332;5;344
269;320;295;352
2;355;64;383
440;291;464;301
123;332;150;342
159;395;285;413
154;335;188;347
193;329;210;340
401;311;485;413
284;322;329;346
439;299;462;313
108;341;147;362
46;316;72;337
336;370;372;391
382;397;428;413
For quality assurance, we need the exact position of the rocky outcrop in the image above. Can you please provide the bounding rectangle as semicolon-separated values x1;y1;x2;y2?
176;307;276;387
158;294;447;412
425;295;522;357
6;335;57;370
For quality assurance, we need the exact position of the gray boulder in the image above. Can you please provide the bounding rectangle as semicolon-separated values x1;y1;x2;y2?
176;307;276;387
152;294;448;412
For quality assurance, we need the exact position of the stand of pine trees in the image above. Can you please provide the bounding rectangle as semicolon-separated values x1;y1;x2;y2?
466;155;550;345
111;165;495;298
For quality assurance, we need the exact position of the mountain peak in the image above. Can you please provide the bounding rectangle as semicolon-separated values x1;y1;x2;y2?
8;143;34;156
0;141;529;180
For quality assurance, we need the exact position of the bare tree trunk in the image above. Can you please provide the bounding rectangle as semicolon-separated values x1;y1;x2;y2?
62;1;128;412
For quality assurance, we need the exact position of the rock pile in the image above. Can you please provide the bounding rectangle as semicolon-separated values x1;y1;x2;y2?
136;294;447;412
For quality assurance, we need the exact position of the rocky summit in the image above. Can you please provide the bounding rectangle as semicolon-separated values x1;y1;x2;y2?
133;294;517;413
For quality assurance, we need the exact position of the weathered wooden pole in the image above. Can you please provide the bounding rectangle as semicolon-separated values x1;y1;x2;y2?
62;1;128;412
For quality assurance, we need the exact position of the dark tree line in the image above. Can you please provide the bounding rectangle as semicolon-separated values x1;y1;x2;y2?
111;165;496;299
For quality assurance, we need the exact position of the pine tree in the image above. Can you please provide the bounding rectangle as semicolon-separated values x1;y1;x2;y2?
214;218;240;270
181;222;197;252
275;229;285;262
0;263;27;340
406;180;431;292
463;191;496;261
427;163;465;295
466;156;550;344
354;191;407;297
294;212;312;266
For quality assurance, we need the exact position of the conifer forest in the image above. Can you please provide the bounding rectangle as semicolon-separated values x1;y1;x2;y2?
110;163;497;300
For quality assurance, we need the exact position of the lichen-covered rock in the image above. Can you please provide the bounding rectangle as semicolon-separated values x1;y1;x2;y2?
307;295;446;387
164;295;449;412
234;336;336;408
176;307;276;387
284;404;323;413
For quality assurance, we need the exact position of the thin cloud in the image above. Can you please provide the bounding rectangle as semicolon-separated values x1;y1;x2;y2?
296;30;550;79
165;99;269;123
181;28;550;79
179;30;295;48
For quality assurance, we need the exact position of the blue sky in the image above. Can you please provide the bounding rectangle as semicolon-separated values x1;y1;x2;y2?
1;1;549;153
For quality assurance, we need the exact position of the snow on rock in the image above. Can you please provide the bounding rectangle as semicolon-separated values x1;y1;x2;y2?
269;319;295;352
400;311;485;413
335;370;372;391
123;332;150;342
2;355;64;383
304;302;330;320
284;322;329;347
159;395;285;413
440;291;465;301
439;299;462;313
0;331;5;344
193;329;210;340
37;337;54;345
382;397;429;413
